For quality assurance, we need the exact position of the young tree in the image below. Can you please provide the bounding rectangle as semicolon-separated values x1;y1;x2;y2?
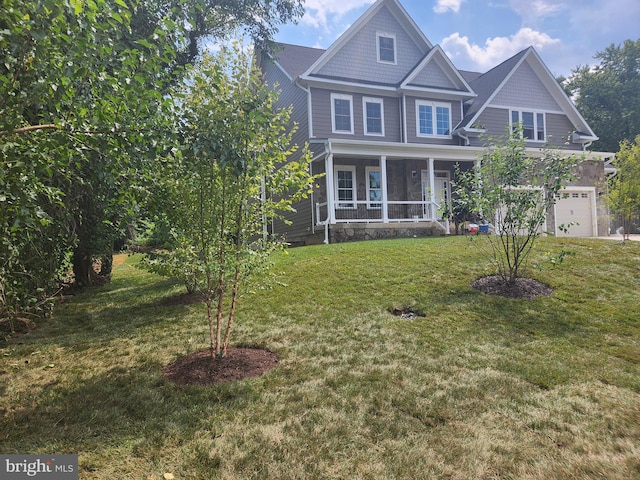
608;135;640;240
146;44;315;359
454;128;579;285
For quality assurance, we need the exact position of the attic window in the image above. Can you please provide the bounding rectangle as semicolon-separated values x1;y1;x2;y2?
377;33;396;64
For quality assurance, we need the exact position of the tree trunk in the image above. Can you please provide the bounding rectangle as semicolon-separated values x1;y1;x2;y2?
72;247;93;288
72;244;112;288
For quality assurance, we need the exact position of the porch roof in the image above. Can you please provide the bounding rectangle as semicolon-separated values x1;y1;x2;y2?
310;138;614;163
310;138;483;161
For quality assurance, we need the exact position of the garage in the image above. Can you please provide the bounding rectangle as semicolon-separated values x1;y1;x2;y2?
555;189;595;237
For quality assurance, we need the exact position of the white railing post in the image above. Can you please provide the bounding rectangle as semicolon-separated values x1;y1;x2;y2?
380;155;388;223
326;154;335;224
428;157;436;220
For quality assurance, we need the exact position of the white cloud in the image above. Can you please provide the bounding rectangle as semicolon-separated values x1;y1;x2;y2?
433;0;465;14
509;0;562;22
442;27;561;71
301;0;375;29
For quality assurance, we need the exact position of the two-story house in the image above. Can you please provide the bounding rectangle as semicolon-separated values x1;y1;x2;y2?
258;0;613;244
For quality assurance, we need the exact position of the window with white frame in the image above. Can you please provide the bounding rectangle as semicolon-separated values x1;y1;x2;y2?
363;97;384;136
416;101;451;137
334;166;357;209
331;93;354;134
366;167;382;209
377;33;396;64
511;110;545;141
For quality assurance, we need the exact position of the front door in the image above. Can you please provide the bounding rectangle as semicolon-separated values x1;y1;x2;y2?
421;170;451;219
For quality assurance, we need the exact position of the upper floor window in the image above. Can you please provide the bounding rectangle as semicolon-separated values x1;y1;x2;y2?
416;101;451;137
363;97;384;136
331;93;354;134
377;33;396;64
511;110;545;141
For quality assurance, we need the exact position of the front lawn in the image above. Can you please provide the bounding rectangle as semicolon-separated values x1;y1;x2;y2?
2;236;639;479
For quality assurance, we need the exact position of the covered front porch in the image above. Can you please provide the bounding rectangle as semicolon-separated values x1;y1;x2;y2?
310;139;482;243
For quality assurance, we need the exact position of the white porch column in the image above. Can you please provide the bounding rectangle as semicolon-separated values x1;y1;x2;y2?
380;155;388;223
428;157;436;220
326;154;335;224
475;159;483;220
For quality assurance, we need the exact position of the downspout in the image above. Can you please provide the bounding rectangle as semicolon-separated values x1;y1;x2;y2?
458;130;470;146
402;94;408;143
295;79;314;139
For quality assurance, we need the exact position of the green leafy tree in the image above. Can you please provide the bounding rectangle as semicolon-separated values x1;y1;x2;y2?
454;127;579;285
608;135;640;239
565;39;640;153
144;44;315;359
1;0;304;326
1;0;175;325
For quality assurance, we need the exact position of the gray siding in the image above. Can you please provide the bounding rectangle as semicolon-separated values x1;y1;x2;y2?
316;5;425;85
311;87;402;142
409;60;457;89
262;60;316;240
405;95;462;145
470;107;583;150
263;60;309;152
491;60;561;111
546;113;582;150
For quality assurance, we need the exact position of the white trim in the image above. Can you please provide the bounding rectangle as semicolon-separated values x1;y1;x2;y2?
510;109;546;142
380;156;388;222
400;45;476;98
333;165;357;209
365;166;382;209
331;93;354;134
492;104;564;116
376;32;397;65
363;96;385;136
416;100;452;138
460;48;598;140
300;0;432;78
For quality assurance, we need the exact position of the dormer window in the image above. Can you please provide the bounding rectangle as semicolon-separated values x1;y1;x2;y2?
377;33;396;64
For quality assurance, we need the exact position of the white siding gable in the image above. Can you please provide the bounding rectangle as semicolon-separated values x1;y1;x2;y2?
316;5;425;85
490;60;561;111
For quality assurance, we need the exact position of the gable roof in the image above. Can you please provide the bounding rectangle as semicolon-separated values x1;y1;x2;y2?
269;43;325;80
400;44;475;98
300;0;432;82
456;47;597;140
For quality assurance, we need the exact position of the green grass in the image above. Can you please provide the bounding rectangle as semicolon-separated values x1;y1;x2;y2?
2;236;640;479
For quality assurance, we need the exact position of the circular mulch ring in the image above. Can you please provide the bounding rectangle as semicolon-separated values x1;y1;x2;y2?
472;275;552;299
162;347;279;386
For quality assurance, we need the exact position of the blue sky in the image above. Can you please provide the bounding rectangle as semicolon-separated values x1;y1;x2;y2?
274;0;640;77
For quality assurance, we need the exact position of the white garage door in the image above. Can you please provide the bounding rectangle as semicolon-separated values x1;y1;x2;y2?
555;190;594;237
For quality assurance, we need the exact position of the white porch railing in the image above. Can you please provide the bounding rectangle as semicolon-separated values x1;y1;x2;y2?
316;200;446;224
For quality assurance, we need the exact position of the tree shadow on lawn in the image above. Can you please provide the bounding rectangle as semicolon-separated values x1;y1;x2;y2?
23;278;195;349
0;361;262;464
432;284;592;343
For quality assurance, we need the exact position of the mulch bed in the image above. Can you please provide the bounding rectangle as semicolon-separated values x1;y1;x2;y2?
162;347;279;386
471;275;553;299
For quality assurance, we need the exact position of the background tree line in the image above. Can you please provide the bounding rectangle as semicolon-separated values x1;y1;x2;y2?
563;39;640;237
